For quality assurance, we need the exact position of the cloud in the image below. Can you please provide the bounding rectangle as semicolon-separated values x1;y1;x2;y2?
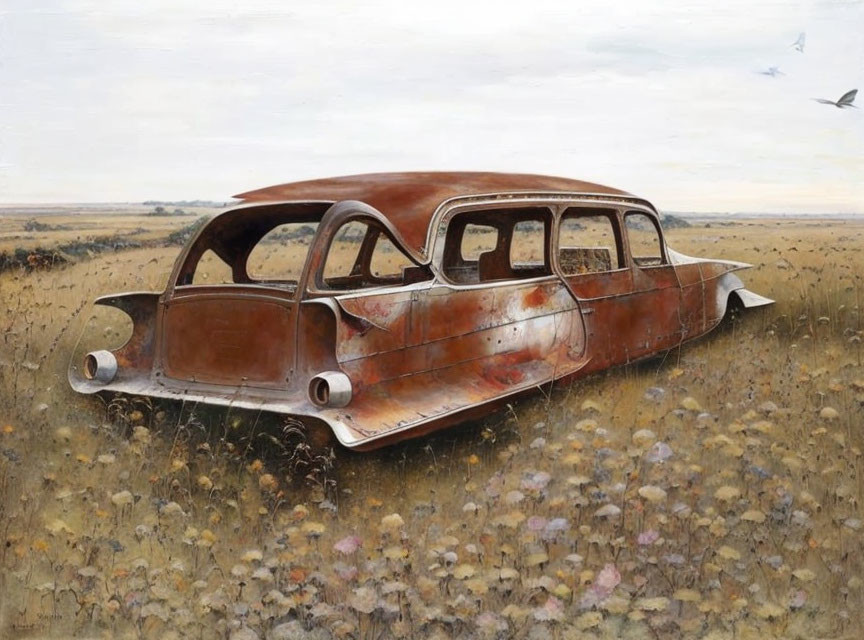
0;0;861;211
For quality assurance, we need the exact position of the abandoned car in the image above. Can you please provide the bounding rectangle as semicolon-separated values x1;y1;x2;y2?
70;172;773;450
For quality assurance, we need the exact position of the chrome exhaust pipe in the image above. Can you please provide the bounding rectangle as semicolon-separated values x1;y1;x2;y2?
83;350;118;384
308;371;352;408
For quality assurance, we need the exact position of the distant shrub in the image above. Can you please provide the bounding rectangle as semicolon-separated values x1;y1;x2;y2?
147;206;193;217
167;216;210;246
0;247;67;271
661;213;691;228
22;219;66;232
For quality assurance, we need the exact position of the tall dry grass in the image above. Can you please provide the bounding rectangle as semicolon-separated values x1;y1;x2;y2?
0;218;862;639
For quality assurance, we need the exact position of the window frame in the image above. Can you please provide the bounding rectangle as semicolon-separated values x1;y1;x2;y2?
436;205;554;287
556;206;628;276
308;212;430;295
245;221;321;284
622;210;668;268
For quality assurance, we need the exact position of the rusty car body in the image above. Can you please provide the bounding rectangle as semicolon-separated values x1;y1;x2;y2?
69;172;773;450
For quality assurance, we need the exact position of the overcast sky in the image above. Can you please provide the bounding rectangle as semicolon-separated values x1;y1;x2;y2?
1;0;862;211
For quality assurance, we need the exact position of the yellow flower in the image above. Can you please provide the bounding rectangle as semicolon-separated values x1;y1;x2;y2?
32;539;50;552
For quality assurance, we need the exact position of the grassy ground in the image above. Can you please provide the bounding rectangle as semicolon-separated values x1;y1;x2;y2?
0;205;218;253
1;216;863;639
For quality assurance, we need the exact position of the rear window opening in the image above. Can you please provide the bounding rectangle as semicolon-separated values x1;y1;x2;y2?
246;222;320;285
318;219;431;291
191;249;235;285
175;202;329;292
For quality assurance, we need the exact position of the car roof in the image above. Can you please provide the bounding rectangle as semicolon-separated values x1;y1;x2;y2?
234;171;634;257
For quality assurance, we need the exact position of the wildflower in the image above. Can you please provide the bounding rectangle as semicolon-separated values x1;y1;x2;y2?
594;504;621;518
741;509;766;523
380;513;404;531
673;589;701;602
462;502;479;514
635;596;669;611
638;485;667;503
45;519;74;535
820;406;839;420
258;473;278;492
241;549;263;563
533;596;565;622
301;521;326;538
714;485;741;502
792;568;816;582
637;530;660;545
717;545;741;560
575;611;603;630
333;535;362;555
454;564;476;579
505;490;525;505
645;441;673;463
349;586;377;614
632;429;656;445
111;490;133;506
159;501;186;516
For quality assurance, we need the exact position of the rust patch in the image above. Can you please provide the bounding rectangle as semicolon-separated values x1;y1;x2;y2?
522;285;547;308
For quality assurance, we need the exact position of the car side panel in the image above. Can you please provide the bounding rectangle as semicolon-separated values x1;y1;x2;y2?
317;280;587;442
674;262;705;341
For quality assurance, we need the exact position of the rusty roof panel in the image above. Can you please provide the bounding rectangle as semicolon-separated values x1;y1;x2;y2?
234;172;631;257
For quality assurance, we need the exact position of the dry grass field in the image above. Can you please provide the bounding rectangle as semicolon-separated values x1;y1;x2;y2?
0;205;218;254
1;213;863;640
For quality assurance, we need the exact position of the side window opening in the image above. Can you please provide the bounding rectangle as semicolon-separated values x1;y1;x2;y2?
246;222;319;289
510;219;547;273
443;207;552;284
558;208;622;276
323;220;367;286
320;218;429;291
370;232;414;280
191;249;235;285
625;212;665;266
461;224;499;261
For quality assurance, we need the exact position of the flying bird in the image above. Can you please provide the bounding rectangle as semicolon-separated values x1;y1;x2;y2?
813;89;857;109
791;32;805;52
758;66;784;77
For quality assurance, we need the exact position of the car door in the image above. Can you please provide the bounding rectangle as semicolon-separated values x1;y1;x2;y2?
555;206;635;370
411;205;586;389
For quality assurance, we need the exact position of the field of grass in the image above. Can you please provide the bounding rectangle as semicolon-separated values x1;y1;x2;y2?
1;215;863;639
0;206;220;278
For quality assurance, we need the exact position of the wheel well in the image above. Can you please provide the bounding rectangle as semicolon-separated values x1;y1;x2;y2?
723;289;745;321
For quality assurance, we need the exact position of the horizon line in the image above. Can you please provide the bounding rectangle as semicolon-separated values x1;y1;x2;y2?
0;202;862;217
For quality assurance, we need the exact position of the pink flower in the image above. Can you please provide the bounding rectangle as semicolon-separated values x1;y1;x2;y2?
534;596;565;621
638;529;660;545
334;535;362;555
589;563;621;601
